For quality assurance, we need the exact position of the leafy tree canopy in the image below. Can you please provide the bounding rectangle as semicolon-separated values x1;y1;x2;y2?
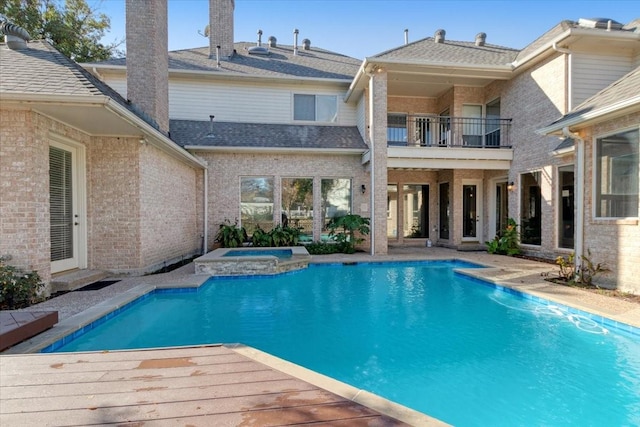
0;0;122;62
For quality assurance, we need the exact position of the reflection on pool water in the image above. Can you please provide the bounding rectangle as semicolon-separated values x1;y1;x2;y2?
47;261;640;426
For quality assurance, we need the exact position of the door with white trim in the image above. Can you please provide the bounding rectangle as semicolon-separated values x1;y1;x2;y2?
50;141;85;273
462;179;483;242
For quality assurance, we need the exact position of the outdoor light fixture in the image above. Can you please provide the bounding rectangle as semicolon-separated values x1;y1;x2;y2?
507;181;515;191
361;184;366;194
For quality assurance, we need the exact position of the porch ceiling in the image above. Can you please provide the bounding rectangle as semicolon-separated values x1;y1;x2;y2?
386;146;513;170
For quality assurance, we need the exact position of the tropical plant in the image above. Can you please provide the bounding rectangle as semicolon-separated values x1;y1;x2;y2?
0;255;45;309
486;218;520;256
304;241;342;255
215;219;247;248
327;214;370;254
555;253;575;282
251;225;273;247
555;250;610;287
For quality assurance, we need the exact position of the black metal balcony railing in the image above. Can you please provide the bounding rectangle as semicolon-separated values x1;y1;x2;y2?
387;115;512;148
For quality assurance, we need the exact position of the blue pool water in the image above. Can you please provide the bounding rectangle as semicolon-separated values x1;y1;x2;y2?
222;248;293;259
49;261;640;426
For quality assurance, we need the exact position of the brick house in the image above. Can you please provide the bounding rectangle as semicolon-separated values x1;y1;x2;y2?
0;22;206;293
2;1;638;293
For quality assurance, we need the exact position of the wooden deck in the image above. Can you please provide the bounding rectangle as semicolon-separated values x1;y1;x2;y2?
0;345;418;426
0;311;58;351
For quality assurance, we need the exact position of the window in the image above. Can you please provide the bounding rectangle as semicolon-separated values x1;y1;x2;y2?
485;98;501;146
521;171;542;245
321;178;351;235
281;178;313;242
403;184;429;238
240;177;274;235
595;128;639;218
387;114;407;145
462;105;482;146
294;94;337;122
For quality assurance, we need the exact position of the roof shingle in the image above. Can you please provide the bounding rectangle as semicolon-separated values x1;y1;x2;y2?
170;120;367;151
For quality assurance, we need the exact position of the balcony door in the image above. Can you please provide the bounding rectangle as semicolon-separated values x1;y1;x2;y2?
462;180;483;242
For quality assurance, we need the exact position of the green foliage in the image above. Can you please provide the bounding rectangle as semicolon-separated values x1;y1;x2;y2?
486;218;520;256
0;256;45;309
215;220;247;248
555;250;611;287
555;253;575;282
0;0;123;61
304;241;342;255
252;225;301;247
327;214;370;254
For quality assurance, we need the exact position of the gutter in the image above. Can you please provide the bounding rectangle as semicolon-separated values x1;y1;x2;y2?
184;146;366;155
536;96;640;135
562;127;584;278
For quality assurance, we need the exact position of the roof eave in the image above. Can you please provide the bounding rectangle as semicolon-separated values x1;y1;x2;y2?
537;96;640;135
184;145;366;155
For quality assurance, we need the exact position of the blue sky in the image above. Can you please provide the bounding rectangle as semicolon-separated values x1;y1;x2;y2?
98;0;638;59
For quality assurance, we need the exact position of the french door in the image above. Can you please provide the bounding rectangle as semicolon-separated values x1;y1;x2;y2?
50;140;85;273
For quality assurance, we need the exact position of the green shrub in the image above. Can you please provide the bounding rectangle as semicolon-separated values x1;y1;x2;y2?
304;241;342;255
215;219;248;248
0;256;45;309
486;218;520;256
327;214;370;254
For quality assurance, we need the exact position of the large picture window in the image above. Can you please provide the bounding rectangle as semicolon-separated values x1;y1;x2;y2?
521;171;542;245
281;178;313;242
293;94;337;122
321;178;351;234
240;177;274;235
595;128;639;218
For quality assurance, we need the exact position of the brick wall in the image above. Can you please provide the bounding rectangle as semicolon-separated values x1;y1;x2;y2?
197;151;367;250
139;144;201;271
581;113;640;293
0;109;51;286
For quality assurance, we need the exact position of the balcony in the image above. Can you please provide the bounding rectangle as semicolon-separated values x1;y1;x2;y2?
387;115;512;148
381;115;513;170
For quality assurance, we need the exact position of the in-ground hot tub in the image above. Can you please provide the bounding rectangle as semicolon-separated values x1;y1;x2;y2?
194;246;311;276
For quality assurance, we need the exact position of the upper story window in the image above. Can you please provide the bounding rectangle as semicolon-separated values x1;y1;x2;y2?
595;128;639;218
293;94;337;122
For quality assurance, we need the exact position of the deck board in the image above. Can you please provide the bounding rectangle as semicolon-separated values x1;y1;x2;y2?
0;311;58;351
1;345;413;426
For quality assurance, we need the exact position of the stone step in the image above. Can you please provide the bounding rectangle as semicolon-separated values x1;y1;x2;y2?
50;269;109;293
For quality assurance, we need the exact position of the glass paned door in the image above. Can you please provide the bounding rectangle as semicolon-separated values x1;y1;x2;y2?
50;144;78;272
559;165;575;249
462;180;483;241
439;182;449;240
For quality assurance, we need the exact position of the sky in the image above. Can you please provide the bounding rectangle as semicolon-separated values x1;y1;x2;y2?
98;0;638;59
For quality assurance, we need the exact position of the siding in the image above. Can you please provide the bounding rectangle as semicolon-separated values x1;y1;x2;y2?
355;94;366;140
572;53;633;107
101;75;357;125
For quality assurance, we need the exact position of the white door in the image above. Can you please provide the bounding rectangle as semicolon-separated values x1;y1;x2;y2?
50;141;85;273
462;179;483;242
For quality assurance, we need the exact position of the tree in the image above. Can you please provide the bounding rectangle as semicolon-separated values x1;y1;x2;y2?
0;0;122;62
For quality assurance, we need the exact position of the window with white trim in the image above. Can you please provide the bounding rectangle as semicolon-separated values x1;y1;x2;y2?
595;128;639;218
293;94;337;122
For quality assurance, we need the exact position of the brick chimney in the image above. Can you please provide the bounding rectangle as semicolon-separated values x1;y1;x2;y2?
209;0;235;59
125;0;169;134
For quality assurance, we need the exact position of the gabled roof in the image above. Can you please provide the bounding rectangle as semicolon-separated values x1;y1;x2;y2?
372;37;518;66
171;120;367;152
539;65;640;134
0;40;204;168
92;42;361;81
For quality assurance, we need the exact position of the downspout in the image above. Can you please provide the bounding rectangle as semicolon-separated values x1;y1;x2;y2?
552;42;572;111
562;127;584;277
367;70;376;255
203;164;209;254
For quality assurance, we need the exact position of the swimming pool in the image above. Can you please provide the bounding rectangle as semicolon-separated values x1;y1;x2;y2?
46;261;640;426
